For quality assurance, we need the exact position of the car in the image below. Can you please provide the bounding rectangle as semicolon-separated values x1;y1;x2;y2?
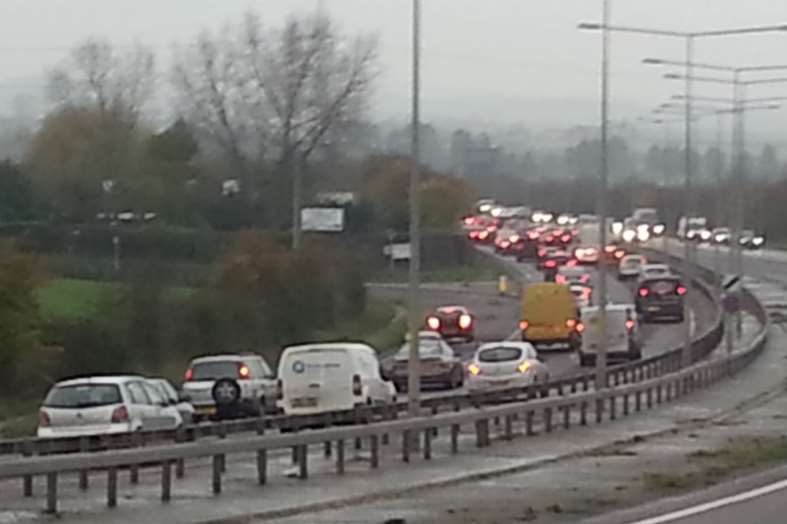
712;227;731;245
520;283;582;351
541;250;575;281
635;276;687;322
494;228;521;255
569;284;593;310
182;353;277;422
536;246;561;268
739;229;766;250
387;331;464;391
577;305;641;366
639;263;672;281
466;342;550;392
37;376;183;438
555;265;591;286
276;343;395;416
602;244;627;265
514;227;542;261
618;254;646;280
679;217;711;242
475;199;496;215
573;246;600;264
425;305;475;342
148;378;194;424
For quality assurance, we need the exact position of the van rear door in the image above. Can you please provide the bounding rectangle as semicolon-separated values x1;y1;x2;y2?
280;348;354;413
581;309;628;354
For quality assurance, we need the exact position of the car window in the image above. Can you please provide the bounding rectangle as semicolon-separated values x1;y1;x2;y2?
156;381;179;403
43;384;122;408
478;347;522;362
142;382;166;405
249;358;274;379
191;361;239;380
126;382;152;405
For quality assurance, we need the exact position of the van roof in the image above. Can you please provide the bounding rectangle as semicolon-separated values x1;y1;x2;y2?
55;375;144;387
282;342;374;354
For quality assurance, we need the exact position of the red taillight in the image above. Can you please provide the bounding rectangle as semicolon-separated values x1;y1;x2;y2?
561;235;571;243
464;217;474;225
538;248;546;257
580;275;590;283
614;250;625;259
519;320;529;331
565;319;577;329
676;286;687;296
184;368;193;381
567;259;578;267
238;365;251;379
458;314;473;330
638;288;650;297
545;260;557;268
605;245;616;253
626;319;635;330
426;316;441;330
468;231;479;240
38;409;51;427
545;236;554;243
556;275;566;284
352;374;362;396
111;406;129;424
276;379;283;401
572;229;579;236
576;322;585;333
479;231;489;240
528;232;539;240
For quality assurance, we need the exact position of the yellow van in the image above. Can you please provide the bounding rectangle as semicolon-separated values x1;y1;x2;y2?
520;283;580;350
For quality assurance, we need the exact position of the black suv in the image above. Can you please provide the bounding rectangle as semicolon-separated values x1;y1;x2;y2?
635;276;686;322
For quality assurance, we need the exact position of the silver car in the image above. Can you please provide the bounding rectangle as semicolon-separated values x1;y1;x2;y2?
37;376;183;438
466;342;550;392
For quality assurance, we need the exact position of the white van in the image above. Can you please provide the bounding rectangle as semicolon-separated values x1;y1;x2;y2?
277;343;396;416
577;305;641;367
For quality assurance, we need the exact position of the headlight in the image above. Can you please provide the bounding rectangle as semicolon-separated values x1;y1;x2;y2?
612;222;624;235
753;236;765;246
491;207;502;217
543;213;554;223
622;230;636;242
637;229;651;242
700;230;711;240
653;224;665;235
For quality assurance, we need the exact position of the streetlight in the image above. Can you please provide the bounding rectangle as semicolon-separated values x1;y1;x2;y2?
407;0;422;419
580;19;787;368
661;71;787;305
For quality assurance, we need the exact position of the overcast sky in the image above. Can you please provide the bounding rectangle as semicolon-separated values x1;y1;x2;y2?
2;0;787;146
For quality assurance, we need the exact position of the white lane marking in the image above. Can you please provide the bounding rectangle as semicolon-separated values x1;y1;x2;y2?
628;477;787;524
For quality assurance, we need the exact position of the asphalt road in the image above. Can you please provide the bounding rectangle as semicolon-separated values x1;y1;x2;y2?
627;479;787;524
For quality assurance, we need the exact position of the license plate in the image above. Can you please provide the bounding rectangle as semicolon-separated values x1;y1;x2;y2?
195;406;216;416
647;306;661;312
292;398;318;408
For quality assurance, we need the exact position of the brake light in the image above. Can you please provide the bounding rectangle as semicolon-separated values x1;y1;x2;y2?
38;409;51;427
184;368;193;381
426;316;441;330
545;260;557;268
638;288;649;297
556;275;566;284
561;235;571;243
458;314;473;330
519;320;529;331
352;374;362;396
479;231;489;240
626;319;635;330
605;245;616;253
565;319;577;329
110;406;129;423
572;229;579;236
580;275;590;283
528;232;540;240
276;379;283;400
567;259;578;267
676;285;687;296
517;361;531;374
576;322;585;333
464;217;474;225
238;365;251;379
467;363;481;376
614;250;625;259
545;236;554;242
538;248;546;257
510;235;520;243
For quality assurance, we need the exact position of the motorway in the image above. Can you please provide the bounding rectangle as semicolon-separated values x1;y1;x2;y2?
0;246;716;523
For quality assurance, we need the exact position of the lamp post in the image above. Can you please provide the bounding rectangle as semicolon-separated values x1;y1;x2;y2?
407;0;422;418
580;20;787;368
660;70;787;316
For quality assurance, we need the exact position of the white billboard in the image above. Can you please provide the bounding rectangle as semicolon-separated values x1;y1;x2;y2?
301;207;345;232
382;243;412;261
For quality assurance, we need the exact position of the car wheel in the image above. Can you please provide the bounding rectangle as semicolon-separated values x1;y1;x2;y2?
212;378;241;419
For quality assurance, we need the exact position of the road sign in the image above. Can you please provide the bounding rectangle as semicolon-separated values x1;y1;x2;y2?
722;275;741;291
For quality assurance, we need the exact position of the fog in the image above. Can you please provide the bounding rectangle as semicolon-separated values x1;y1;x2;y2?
1;0;787;140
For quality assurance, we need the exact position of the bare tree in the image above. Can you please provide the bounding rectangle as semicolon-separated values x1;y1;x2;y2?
172;10;378;246
48;39;155;130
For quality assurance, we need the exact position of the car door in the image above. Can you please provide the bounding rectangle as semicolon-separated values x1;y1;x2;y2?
141;381;178;430
125;381;156;430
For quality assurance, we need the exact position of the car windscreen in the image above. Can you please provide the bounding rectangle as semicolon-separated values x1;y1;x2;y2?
644;279;680;294
478;347;522;363
43;384;122;408
191;361;239;381
396;339;444;359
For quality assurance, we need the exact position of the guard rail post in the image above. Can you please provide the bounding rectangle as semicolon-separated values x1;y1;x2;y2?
212;454;222;494
130;432;141;484
298;444;308;479
257;448;267;485
370;434;380;468
336;439;345;474
423;428;432;460
78;436;89;490
161;460;172;502
22;440;33;497
46;472;57;514
107;467;117;508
